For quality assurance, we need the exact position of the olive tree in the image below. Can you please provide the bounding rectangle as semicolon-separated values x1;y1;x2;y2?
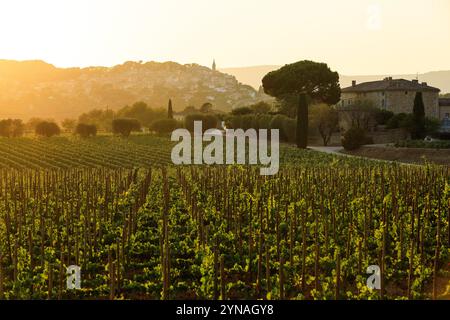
310;104;339;146
112;118;141;137
35;121;61;137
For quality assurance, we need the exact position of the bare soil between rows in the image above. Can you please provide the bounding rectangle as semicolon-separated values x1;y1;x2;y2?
342;146;450;166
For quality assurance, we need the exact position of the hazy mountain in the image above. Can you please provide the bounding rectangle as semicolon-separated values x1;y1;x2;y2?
221;66;450;94
0;60;267;120
219;65;280;90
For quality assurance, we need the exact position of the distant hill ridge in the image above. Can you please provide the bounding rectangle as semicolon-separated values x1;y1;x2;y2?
0;60;267;120
220;65;450;94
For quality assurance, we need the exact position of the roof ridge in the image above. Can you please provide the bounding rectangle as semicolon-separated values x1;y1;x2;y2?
342;78;440;93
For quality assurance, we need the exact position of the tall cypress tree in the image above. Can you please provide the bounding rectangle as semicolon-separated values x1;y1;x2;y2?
296;93;308;148
168;99;173;119
412;92;425;139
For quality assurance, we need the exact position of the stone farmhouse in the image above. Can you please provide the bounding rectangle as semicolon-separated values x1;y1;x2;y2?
339;78;441;119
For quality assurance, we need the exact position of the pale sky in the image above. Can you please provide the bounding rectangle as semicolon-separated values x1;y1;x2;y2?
0;0;449;75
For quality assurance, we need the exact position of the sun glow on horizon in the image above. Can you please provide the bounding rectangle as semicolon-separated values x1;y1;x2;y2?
0;0;449;74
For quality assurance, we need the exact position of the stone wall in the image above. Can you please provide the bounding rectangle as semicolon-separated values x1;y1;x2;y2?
369;128;409;144
386;91;439;119
340;92;385;109
338;109;377;131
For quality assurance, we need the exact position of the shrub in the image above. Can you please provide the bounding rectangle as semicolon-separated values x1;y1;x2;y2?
150;118;179;134
250;101;272;114
225;114;272;138
342;127;367;150
200;102;213;113
397;115;439;138
424;117;441;136
398;114;415;132
364;136;374;145
375;109;394;125
75;123;97;137
61;119;76;132
270;114;297;142
226;114;295;141
438;132;450;140
282;118;297;143
394;139;450;149
231;107;253;116
184;113;218;132
79;109;115;132
112;118;141;137
227;115;243;130
0;119;24;137
386;113;407;129
214;112;227;122
250;115;260;131
256;114;272;130
13;119;25;137
270;115;289;141
204;114;218;130
35;121;61;137
116;101;165;128
240;115;256;130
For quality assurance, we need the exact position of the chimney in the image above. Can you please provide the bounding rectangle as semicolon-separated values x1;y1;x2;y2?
352;80;356;87
422;82;428;86
412;79;419;84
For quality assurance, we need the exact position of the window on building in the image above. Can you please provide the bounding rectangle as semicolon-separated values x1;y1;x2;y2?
445;113;450;119
405;91;408;95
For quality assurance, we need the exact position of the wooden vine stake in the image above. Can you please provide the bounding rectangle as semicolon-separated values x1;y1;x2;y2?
109;248;115;300
0;252;3;299
279;256;284;300
433;193;441;300
162;167;170;300
335;249;340;300
48;263;53;300
213;243;218;300
265;244;271;294
220;255;226;300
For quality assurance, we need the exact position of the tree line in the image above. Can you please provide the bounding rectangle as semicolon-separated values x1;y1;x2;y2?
0;61;442;146
0;100;224;138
